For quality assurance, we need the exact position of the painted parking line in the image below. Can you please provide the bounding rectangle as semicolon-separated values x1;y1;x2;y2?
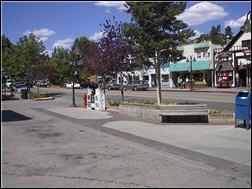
107;94;235;104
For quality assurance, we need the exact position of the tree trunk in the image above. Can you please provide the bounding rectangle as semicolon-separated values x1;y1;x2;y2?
120;71;124;102
154;50;161;106
102;76;106;94
37;85;40;96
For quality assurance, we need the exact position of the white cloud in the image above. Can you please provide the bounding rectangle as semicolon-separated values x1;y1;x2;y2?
190;30;204;40
23;30;32;36
33;28;56;36
23;28;56;37
94;1;126;11
105;9;111;14
177;2;229;26
23;28;56;42
89;31;106;41
45;50;53;57
39;36;48;42
224;15;247;29
52;38;74;49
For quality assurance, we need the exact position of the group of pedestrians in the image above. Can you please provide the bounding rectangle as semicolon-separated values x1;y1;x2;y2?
177;77;192;89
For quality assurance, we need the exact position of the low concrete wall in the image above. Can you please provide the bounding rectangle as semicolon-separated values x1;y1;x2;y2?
119;103;209;123
209;113;235;123
119;103;161;122
119;103;236;124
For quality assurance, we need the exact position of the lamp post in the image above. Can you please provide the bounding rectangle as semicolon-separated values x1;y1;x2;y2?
24;60;31;99
186;56;196;91
70;46;81;107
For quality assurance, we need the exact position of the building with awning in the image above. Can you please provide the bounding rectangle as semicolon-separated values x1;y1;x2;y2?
169;41;222;88
213;30;251;87
170;60;211;72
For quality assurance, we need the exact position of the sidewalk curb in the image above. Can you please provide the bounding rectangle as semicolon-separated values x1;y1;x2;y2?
33;97;55;101
147;89;237;94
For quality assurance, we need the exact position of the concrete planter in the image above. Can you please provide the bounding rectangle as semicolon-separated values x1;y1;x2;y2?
119;102;209;123
120;102;161;122
208;113;235;123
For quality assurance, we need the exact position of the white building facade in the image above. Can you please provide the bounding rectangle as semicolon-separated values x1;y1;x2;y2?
213;31;251;88
116;63;172;88
169;41;222;88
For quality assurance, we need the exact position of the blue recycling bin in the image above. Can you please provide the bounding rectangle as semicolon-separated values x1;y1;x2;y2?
235;91;251;130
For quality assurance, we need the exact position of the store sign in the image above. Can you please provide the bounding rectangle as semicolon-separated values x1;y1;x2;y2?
217;51;232;59
239;58;251;66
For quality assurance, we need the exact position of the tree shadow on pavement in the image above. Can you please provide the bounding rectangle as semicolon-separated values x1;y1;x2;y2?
2;94;20;101
2;110;32;122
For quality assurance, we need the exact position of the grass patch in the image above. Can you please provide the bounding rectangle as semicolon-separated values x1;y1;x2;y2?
30;92;49;99
108;100;120;107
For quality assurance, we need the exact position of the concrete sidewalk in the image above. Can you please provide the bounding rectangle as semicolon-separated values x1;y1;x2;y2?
46;107;251;167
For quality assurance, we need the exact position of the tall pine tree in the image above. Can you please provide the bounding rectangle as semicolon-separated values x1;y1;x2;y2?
123;2;195;105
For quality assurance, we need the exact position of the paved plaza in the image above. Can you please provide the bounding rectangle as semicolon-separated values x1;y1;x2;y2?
1;92;251;187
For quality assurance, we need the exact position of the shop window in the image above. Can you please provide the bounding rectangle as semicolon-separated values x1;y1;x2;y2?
216;71;233;84
143;76;149;81
162;74;169;82
203;49;209;58
197;51;201;58
193;73;204;82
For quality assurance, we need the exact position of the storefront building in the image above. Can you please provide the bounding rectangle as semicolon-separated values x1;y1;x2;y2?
169;41;222;88
143;63;171;88
116;62;172;88
213;31;251;87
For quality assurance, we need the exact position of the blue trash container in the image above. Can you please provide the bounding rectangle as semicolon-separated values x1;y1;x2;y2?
235;91;251;130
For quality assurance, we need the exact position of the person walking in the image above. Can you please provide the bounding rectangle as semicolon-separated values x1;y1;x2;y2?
185;77;189;89
178;77;182;88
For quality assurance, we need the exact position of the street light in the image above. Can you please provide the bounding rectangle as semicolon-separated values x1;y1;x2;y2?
240;11;251;33
186;56;196;91
70;46;81;107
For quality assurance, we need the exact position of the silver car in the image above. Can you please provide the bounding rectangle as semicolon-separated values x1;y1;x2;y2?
100;81;121;90
14;84;28;93
124;80;149;91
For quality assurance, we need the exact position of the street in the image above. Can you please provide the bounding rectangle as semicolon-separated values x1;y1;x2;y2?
2;89;251;188
33;87;236;113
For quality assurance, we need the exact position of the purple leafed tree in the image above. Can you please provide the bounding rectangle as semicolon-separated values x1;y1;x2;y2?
86;16;137;100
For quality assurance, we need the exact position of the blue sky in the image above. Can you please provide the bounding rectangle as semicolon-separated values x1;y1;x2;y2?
2;1;251;56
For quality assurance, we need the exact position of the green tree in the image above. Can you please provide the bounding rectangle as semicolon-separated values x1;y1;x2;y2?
2;35;24;80
72;36;95;82
196;34;209;43
50;47;71;84
16;33;47;97
225;26;233;39
123;2;195;105
209;25;226;46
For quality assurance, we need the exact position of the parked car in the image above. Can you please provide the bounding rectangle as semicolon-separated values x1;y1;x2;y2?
80;81;98;89
37;80;48;87
100;81;121;90
124;80;149;91
21;79;33;88
65;82;80;89
6;79;16;88
14;84;28;93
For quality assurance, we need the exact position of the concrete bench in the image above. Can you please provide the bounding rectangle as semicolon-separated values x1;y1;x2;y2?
159;104;209;123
